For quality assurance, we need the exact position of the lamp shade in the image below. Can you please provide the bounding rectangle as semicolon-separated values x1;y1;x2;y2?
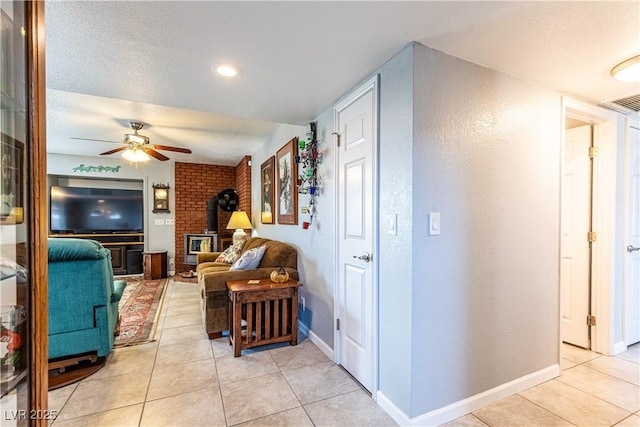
226;211;252;230
226;211;252;245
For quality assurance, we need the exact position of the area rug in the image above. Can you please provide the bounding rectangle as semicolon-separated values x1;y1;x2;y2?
114;277;169;348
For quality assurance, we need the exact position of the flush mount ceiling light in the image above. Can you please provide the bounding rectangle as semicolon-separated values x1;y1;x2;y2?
611;55;640;82
213;63;241;78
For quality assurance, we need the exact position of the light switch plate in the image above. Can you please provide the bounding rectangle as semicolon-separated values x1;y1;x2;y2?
387;214;397;235
165;218;175;225
429;212;440;235
154;218;165;226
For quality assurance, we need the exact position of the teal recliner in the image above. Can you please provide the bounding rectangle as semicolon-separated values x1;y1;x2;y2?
48;238;126;360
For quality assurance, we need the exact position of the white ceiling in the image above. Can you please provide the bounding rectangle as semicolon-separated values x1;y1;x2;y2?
45;1;640;165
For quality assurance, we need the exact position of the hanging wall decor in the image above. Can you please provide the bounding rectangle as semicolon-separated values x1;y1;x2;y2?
296;122;321;229
260;156;275;224
276;137;298;225
152;183;170;213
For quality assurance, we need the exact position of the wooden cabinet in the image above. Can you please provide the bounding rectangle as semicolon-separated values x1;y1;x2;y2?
143;251;168;280
49;233;144;274
0;1;48;421
108;246;126;275
227;279;302;357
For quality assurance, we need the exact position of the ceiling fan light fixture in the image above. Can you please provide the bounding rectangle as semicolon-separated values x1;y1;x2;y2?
611;55;640;82
122;147;150;162
123;133;149;145
213;63;241;78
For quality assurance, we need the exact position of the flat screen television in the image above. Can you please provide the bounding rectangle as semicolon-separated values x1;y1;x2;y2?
50;186;144;233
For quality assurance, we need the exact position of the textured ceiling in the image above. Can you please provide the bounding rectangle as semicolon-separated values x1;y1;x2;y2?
45;1;640;165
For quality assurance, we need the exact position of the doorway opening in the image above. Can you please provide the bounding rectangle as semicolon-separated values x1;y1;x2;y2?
561;119;594;349
561;97;621;355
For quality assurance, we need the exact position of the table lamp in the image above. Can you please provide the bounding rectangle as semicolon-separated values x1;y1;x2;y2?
226;211;252;245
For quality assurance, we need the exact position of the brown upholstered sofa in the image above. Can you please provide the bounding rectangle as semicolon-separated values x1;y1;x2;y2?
196;237;298;339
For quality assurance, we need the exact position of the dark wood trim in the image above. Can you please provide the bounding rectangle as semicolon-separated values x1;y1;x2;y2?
26;1;48;424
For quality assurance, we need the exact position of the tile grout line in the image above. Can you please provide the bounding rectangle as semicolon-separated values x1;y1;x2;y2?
136;280;171;426
553;374;637;417
515;387;582;427
562;360;640;388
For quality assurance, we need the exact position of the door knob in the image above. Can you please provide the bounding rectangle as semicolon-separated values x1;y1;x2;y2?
353;253;372;262
627;245;640;253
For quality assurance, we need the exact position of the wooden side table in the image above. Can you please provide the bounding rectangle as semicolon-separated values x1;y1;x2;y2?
142;250;167;280
227;279;302;357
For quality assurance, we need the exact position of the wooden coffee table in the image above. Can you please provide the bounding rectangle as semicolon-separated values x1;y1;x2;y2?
227;279;302;357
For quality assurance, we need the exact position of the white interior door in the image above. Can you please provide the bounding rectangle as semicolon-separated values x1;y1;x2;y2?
625;124;640;345
561;125;592;348
335;77;377;392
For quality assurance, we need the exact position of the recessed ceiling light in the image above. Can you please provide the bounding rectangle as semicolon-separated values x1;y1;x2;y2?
611;55;640;82
213;63;241;78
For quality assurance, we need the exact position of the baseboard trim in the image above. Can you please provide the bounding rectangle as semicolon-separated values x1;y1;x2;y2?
377;364;560;426
375;392;412;426
298;321;333;360
612;341;627;355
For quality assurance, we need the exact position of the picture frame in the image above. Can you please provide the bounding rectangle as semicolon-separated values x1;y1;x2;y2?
276;137;298;225
188;236;212;254
260;156;275;224
0;133;24;224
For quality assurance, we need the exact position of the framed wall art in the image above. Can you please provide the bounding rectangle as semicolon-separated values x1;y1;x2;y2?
152;183;170;213
260;156;275;224
1;133;24;224
276;137;298;225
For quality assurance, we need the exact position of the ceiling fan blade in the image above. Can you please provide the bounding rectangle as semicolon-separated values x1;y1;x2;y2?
100;146;128;156
152;144;192;154
71;137;122;144
143;147;170;161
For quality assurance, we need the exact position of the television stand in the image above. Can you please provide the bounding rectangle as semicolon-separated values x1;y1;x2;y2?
48;233;144;275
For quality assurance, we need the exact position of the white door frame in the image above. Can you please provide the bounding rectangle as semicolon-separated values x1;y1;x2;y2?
333;75;379;397
623;118;640;345
561;97;622;355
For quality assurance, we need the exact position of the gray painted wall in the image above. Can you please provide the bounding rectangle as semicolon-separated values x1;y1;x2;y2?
250;122;337;347
251;42;563;418
405;43;561;415
377;44;415;415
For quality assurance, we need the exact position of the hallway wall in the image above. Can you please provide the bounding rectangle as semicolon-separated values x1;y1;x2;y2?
347;42;565;422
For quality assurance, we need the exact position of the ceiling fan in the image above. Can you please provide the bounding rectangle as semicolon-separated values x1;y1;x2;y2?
71;121;192;161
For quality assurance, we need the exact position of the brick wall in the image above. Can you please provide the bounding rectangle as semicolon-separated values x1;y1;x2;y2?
174;162;240;273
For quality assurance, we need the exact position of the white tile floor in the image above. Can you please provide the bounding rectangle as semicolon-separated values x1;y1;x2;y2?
48;279;395;426
48;279;640;426
444;344;640;427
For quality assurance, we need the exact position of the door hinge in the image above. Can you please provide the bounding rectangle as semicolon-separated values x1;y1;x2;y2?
332;132;341;147
587;315;596;326
589;146;598;159
587;231;597;243
336;318;340;330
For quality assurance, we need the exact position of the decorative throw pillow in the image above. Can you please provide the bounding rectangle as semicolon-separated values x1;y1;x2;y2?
215;237;247;264
229;245;267;271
